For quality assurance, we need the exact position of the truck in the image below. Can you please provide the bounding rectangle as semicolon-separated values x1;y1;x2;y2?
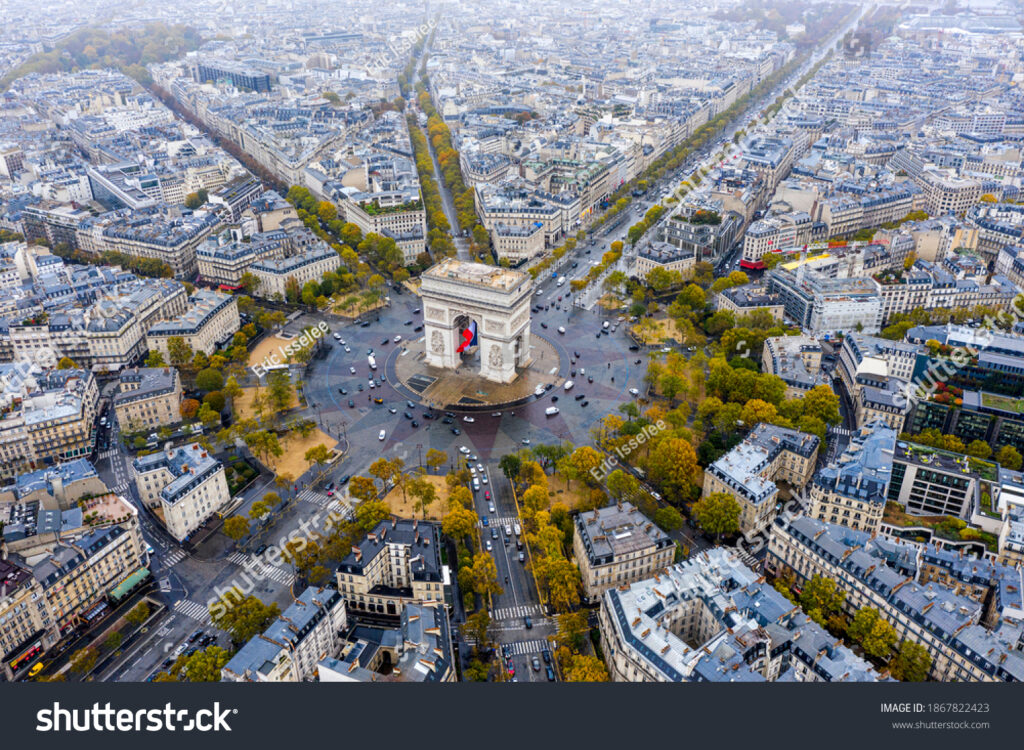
367;355;377;370
556;276;566;287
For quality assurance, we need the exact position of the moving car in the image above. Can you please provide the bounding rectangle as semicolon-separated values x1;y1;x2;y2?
378;430;386;440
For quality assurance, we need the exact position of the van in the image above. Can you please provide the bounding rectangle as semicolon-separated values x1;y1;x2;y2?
545;407;560;416
563;380;574;391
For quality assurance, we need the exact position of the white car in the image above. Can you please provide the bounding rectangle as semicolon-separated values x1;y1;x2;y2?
463;416;475;423
345;346;351;353
349;366;356;374
459;446;471;455
378;430;386;441
485;540;492;551
629;388;640;397
369;380;375;389
393;335;402;343
476;463;484;472
333;333;341;340
482;476;488;485
339;339;346;346
489;503;496;513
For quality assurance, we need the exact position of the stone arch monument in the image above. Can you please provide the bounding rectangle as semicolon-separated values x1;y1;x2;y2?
420;259;532;383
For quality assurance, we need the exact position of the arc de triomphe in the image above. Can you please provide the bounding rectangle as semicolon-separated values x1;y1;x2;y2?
419;259;532;383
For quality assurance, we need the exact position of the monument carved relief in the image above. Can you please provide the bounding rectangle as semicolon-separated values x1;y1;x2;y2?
430;330;445;354
488;345;503;369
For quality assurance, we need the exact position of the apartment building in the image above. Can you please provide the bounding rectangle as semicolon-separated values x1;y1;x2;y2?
809;420;897;534
1;457;109;512
572;502;675;603
599;547;885;683
91;204;220;278
761;335;829;398
250;245;339;300
222;585;347;682
195;227;291;287
765;267;884;336
317;601;454;683
336;519;447;616
0;558;55;681
702;423;819;537
635;242;696;281
767;516;1024;682
112;367;182;431
145;290;240;359
132;443;230;543
491;222;545;263
0;364;99;479
715;284;785;322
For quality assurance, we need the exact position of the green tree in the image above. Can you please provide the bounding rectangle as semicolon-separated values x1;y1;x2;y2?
464;609;492;650
125;602;150;627
692;491;741;538
210;594;281;645
195;367;224;393
69;647;99;676
798;574;846;627
104;631;124;651
847;607;897;659
183;645;232;682
223;516;250;541
996;444;1023;471
653;505;684;531
889;640;931;682
304;444;331;478
354;499;390;532
249;501;271;520
966;439;992;459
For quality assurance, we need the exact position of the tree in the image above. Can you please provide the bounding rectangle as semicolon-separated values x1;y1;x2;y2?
692;492;741;538
653;505;684;531
180;398;200;420
69;647;99;676
57;356;78;369
197;402;221;427
554;611;590;653
442;504;477;541
223;516;250;541
798;574;846;627
468;552;503;597
104;631;124;651
847;607;897;659
195;367;224;393
996;444;1023;471
144;350;166;367
409;474;438;517
464;610;492;650
563;653;609;682
645;437;699;497
354;499;390;532
521;484;550;515
183;646;232;682
966;439;992;460
304;444;331;477
498;453;522;480
889;640;931;682
349;476;378;503
425;448;448;473
125;602;150;627
210;594;280;645
537;555;581;612
167;336;193;368
265;369;293;412
203;390;226;413
249;501;271;520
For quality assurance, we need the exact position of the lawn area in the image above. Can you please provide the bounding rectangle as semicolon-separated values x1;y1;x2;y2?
544;474;590;511
631;317;682;345
225;457;259;496
262;429;339;477
382;474;449;520
981;392;1024;415
330;296;386;318
247;334;291;370
234;386;299;421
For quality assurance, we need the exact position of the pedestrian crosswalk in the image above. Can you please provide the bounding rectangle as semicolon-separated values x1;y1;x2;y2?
829;427;852;436
506;639;549;656
111;481;132;496
98;449;119;460
298;489;333;508
492;604;543;621
481;516;518;529
174;599;211;624
160;548;188;567
226;551;294;586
